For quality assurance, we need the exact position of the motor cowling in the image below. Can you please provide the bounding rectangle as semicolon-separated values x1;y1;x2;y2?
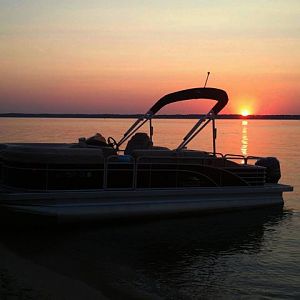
255;157;281;183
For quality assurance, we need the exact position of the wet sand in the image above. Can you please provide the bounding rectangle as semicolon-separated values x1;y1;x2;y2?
0;221;162;300
0;242;107;300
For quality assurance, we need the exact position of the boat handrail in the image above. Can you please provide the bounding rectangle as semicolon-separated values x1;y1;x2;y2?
224;154;263;165
1;152;266;191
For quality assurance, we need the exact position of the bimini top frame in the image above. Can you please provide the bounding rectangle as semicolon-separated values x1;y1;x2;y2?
117;87;229;154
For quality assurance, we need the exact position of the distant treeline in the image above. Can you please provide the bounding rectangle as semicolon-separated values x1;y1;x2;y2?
0;113;300;120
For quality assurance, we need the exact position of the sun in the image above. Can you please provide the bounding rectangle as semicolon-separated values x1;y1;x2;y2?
240;109;250;117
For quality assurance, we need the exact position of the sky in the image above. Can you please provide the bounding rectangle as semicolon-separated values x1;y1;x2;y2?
0;0;299;114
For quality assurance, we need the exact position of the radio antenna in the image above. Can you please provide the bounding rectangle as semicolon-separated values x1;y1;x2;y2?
203;72;210;88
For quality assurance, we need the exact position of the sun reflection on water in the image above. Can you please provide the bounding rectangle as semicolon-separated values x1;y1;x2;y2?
241;120;248;160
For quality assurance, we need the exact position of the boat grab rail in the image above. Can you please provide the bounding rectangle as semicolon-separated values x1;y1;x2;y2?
224;154;264;165
133;155;252;187
1;153;266;191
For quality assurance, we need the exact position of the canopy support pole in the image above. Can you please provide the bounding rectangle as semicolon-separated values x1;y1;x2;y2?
176;117;211;150
117;117;149;147
212;115;217;156
149;118;153;144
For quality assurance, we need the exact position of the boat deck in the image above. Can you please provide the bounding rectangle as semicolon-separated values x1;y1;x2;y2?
0;183;293;222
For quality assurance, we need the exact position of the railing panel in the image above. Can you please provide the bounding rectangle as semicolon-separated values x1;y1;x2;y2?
1;152;268;191
106;155;135;189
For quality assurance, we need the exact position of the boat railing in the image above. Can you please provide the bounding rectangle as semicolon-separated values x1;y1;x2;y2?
134;155;220;188
103;154;264;190
105;155;135;189
1;153;266;191
224;154;263;165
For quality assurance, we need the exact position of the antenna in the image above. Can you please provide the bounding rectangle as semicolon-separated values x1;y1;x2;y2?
203;72;210;88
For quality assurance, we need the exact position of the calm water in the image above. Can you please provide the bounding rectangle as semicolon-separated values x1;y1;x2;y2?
0;118;299;299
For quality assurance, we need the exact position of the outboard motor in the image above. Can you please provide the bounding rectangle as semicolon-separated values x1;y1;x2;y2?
255;157;281;183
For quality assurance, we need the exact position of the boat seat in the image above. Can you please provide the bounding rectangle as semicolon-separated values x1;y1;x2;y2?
131;149;212;164
1;145;107;165
132;149;210;158
179;149;210;157
131;149;175;163
71;143;117;157
124;132;153;155
132;149;175;158
152;146;170;150
124;132;171;154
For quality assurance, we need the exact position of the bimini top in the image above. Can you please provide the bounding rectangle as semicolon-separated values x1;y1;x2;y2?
147;87;228;116
116;86;229;149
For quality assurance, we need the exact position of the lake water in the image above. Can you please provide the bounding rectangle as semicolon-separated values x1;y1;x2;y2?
0;118;299;299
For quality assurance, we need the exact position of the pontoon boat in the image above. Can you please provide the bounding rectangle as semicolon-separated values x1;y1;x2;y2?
0;87;293;222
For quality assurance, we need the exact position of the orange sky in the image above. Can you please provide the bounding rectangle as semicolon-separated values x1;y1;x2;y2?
0;1;299;114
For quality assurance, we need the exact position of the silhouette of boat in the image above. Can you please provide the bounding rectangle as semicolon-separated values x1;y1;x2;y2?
0;87;293;221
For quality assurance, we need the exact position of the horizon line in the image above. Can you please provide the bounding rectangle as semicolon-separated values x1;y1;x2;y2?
0;113;300;120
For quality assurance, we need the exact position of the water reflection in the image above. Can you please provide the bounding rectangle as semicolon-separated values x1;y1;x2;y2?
0;207;292;299
241;120;248;157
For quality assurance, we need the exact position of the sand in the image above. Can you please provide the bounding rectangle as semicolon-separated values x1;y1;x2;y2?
0;242;107;300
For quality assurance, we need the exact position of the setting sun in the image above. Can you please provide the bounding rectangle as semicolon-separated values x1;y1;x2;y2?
241;109;251;117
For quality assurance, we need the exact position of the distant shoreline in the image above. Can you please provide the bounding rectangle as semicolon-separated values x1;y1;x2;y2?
0;113;300;120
